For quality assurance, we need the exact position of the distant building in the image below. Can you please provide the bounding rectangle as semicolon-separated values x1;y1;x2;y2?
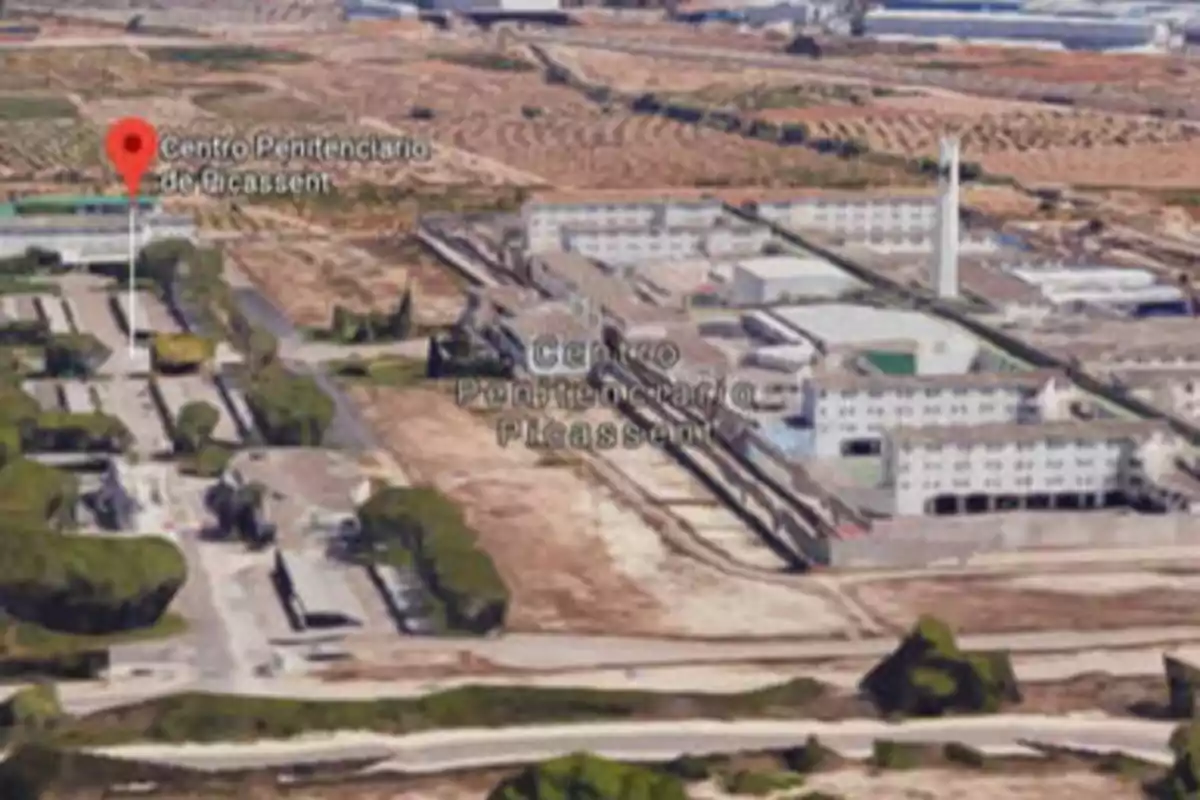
882;419;1189;516
0;213;196;264
862;10;1170;50
729;255;864;305
802;369;1073;457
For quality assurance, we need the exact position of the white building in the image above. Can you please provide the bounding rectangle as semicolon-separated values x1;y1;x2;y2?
555;223;772;265
523;196;724;255
767;303;981;375
882;419;1182;516
0;214;197;264
766;192;939;237
804;369;1073;457
1007;265;1185;307
730;256;864;305
862;10;1170;49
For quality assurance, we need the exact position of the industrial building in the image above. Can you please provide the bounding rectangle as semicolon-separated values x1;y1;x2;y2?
1004;263;1189;315
0;213;196;264
861;9;1170;49
273;549;365;630
488;299;602;377
729;255;865;305
552;222;773;265
882;419;1189;516
749;303;982;375
803;369;1074;457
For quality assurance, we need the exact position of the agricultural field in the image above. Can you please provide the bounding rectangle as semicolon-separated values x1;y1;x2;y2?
0;120;104;180
287;55;911;188
981;141;1200;189
227;237;463;328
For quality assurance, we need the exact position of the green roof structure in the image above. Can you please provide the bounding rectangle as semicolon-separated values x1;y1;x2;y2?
6;194;158;216
863;349;917;376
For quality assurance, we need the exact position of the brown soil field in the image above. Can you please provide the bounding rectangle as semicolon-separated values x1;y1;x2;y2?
346;384;858;638
846;573;1200;634
0;120;102;179
286;57;911;188
907;46;1200;88
228;237;463;328
982;141;1200;189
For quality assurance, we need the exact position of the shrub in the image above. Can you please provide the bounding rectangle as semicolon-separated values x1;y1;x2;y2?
942;742;986;768
489;753;686;800
245;366;334;446
661;754;720;781
783;735;832;773
171;400;220;455
151;333;215;374
721;769;804;796
871;740;922;770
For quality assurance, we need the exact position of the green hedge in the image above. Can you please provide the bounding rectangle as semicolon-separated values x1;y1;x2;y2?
358;486;508;633
490;753;686;800
27;411;130;454
0;458;76;527
245;366;334;446
0;533;186;634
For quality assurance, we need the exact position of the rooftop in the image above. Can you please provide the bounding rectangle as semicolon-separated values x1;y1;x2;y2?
734;254;857;280
887;419;1170;448
770;303;975;352
534;251;685;326
500;301;599;342
1023;317;1200;362
527;186;941;208
811;367;1063;394
276;548;366;623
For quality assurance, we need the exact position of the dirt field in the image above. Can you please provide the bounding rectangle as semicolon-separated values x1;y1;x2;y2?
846;569;1200;634
228;236;463;328
284;55;910;189
781;768;1140;800
347;384;859;638
981;141;1200;189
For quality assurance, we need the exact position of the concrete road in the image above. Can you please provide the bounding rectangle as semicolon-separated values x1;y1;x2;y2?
88;716;1179;772
283;339;429;366
0;35;215;50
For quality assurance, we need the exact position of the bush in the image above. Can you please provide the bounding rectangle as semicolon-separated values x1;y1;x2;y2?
26;412;130;454
358;486;507;633
245;366;334;446
860;615;1021;717
0;458;76;527
871;740;922;770
661;754;723;781
184;443;234;478
942;742;986;768
721;769;804;796
783;735;832;773
43;334;108;378
489;753;686;800
151;333;215;374
0;684;63;733
171;400;219;455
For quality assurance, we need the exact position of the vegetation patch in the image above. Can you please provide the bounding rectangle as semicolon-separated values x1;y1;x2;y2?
491;753;685;800
329;356;426;387
0;95;77;120
147;45;311;69
433;51;536;72
54;678;828;745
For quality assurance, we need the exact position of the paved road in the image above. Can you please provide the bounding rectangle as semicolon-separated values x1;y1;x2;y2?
0;35;215;49
89;716;1179;772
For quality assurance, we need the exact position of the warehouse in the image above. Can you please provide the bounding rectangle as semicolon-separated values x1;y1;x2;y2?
557;223;772;266
862;10;1169;49
729;256;865;305
883;419;1185;516
1007;264;1189;313
803;369;1072;457
273;549;365;630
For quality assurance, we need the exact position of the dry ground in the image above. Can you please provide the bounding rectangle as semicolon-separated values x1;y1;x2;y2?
228;236;463;328
285;54;910;189
845;569;1200;635
346;384;858;638
773;769;1140;800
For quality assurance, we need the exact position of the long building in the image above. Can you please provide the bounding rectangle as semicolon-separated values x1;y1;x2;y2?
803;369;1073;458
0;214;197;264
882;419;1186;516
862;10;1169;48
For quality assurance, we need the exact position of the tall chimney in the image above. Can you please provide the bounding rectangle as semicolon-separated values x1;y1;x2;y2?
933;135;960;300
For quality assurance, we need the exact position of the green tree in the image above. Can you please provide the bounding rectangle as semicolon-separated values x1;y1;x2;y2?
489;753;686;800
246;327;278;372
246;368;334;446
389;288;414;340
173;400;220;455
43;335;108;378
331;305;358;343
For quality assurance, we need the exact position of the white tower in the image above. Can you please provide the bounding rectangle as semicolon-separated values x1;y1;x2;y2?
933;136;960;300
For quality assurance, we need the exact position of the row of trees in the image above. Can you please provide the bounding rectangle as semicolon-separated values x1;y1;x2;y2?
357;485;509;634
327;287;414;344
0;384;130;456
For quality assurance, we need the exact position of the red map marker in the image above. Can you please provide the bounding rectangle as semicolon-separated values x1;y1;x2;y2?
105;117;158;199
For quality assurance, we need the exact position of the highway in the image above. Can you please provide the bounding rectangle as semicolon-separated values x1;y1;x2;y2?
89;716;1180;772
